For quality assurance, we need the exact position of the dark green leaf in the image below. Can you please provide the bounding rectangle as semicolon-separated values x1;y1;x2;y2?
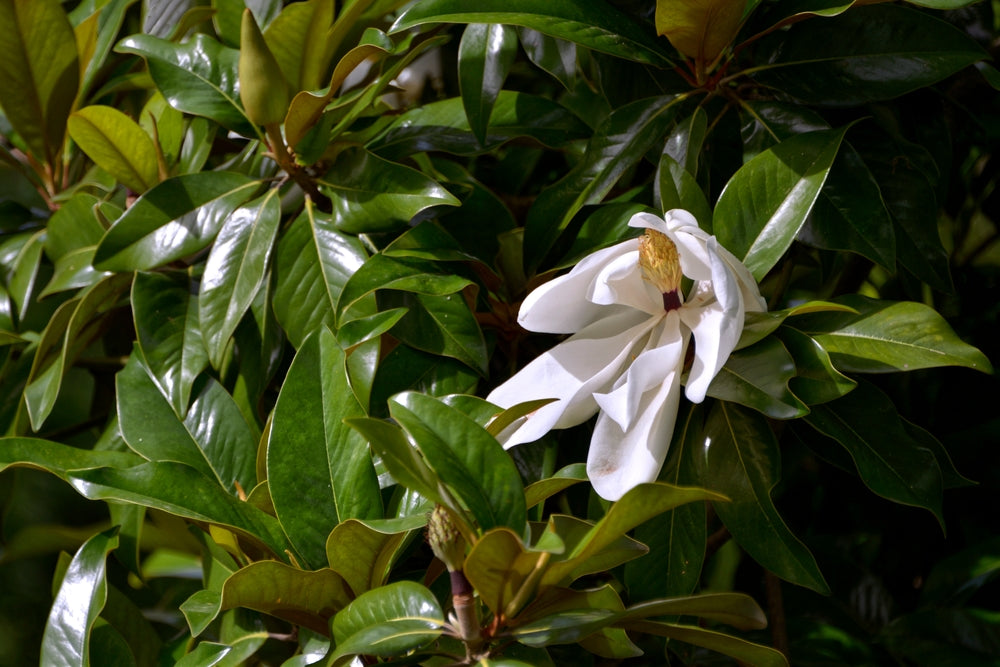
524;95;677;271
656;153;711;229
778;326;856;405
698;403;830;593
44;193;108;261
93;172;258;271
804;380;944;527
797;295;993;373
706;337;810;419
326;517;425;596
336;254;472;321
880;608;1000;667
0;0;79;164
518;27;577;90
317;146;460;234
116;34;256;136
200;189;282;368
369;344;480;418
330;580;443;664
268;329;382;570
389;391;526;534
625;620;789;667
753;4;986;106
40;528;119;667
714;127;848;280
0;437;141;479
920;537;1000;606
459;23;518;145
344;416;444;505
391;0;674;67
382;291;488;375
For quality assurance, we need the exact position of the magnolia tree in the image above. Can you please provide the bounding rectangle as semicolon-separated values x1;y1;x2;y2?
1;0;998;665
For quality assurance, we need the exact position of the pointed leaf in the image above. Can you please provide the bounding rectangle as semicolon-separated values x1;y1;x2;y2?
392;0;673;67
383;291;488;374
778;326;856;405
94;172;258;271
459;23;518;145
200;189;281;368
0;437;142;479
707;337;810;419
698;403;830;593
326;517;425;596
656;0;745;63
714;127;847;280
268;329;382;570
40;528;119;667
344;416;443;504
336;254;472;321
0;0;79;164
625;620;789;667
68;106;159;193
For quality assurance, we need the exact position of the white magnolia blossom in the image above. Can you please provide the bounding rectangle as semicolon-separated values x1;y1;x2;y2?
487;210;766;501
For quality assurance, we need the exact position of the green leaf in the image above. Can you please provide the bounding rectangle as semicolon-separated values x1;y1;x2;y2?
389;391;526;534
40;247;110;298
0;437;141;480
268;329;382;570
369;344;480;418
698;403;830;593
518;27;577;90
778;326;856;405
337;254;472;321
459;23;518;145
798;295;993;373
920;537;1000;606
68;105;159;193
804;380;945;528
657;153;711;229
262;0;334;91
272;201;368;348
625;406;707;600
68;461;293;557
625;619;789;667
753;4;986;106
620;592;767;630
116;34;256;136
93;172;258;271
391;0;674;67
117;352;257;493
44;192;108;261
513;608;617;647
344;417;444;504
706;337;810;419
199;189;281;368
40;528;119;667
317;147;460;234
524;95;677;271
132;271;209;417
220;561;353;635
524;464;588;510
880;608;1000;667
714;127;847;281
326;517;424;596
382;291;488;375
371;91;590;159
330;580;443;665
0;0;79;164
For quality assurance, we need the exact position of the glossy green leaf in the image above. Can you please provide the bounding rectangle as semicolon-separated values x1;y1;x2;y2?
518;27;577;90
371;91;590;159
620;591;767;629
0;437;142;479
325;517;424;596
381;291;488;374
215;0;281;46
459;23;518;145
714;127;847;280
116;34;256;136
117;352;257;493
44;193;108;261
175;642;230;667
330;580;443;664
68;106;159;193
389;391;526;534
220;561;352;635
336;309;408;349
68;461;293;557
518;585;640;658
778;327;856;405
7;230;44;323
132;271;209;417
625;406;707;600
657;153;712;229
539;484;725;589
94;172;258;271
0;0;79;164
272;201;368;348
336;254;472;321
463;527;547;615
753;4;986;106
625;619;789;667
524;95;677;270
199;189;281;368
40;247;110;298
513;608;618;647
369;344;480;419
317;147;460;234
698;403;830;593
736;300;857;350
804;380;945;527
707;336;810;419
262;0;334;91
181;589;224;637
40;528;119;667
798;295;993;374
344;416;444;505
268;328;381;570
524;463;588;509
392;0;673;67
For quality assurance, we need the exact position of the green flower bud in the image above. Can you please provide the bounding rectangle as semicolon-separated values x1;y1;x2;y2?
239;9;290;126
427;505;465;572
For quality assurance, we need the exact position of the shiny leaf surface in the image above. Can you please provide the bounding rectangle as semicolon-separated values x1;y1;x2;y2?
68;106;159;193
459;23;518;145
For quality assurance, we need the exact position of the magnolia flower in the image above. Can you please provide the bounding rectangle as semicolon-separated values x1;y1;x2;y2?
487;210;766;501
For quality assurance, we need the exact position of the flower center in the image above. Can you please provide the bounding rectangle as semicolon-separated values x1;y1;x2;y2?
638;229;683;311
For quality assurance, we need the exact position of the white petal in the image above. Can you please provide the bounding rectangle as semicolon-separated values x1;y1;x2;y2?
594;312;683;431
487;310;658;447
680;239;746;402
587;350;685;501
588;249;662;315
518;239;638;333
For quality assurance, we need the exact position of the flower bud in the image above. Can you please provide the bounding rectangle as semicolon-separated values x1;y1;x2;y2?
239;9;290;126
427;505;465;572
